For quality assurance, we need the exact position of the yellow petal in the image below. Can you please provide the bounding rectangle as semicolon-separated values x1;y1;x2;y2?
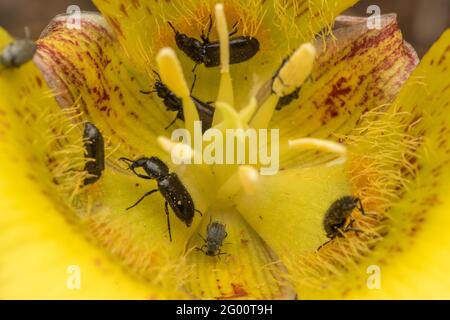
36;13;211;277
347;29;450;299
0;28;187;299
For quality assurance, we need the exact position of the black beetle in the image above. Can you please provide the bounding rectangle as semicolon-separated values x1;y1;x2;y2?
271;57;303;111
140;71;215;132
275;87;301;110
168;17;260;71
197;219;228;257
318;196;365;250
83;122;105;186
0;39;36;68
119;156;202;242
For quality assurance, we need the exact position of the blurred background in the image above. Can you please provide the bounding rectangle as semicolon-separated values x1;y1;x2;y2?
0;0;449;57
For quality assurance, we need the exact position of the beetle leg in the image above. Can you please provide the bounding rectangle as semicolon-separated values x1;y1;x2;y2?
191;63;199;73
139;89;156;95
345;227;365;237
164;114;179;130
229;21;239;37
126;189;158;210
190;74;197;94
336;227;348;238
317;239;333;252
165;201;173;242
195;245;208;255
357;198;366;215
216;249;227;259
194;209;203;216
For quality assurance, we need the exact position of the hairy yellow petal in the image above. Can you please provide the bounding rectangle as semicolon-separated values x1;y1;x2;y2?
295;29;450;299
35;14;213;286
0;28;187;299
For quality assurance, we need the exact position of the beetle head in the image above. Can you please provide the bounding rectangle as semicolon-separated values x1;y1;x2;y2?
143;157;170;179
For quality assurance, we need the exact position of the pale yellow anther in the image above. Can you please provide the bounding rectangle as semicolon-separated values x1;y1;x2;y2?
238;165;259;194
249;43;316;129
156;48;190;98
288;138;348;166
156;47;199;135
273;43;316;96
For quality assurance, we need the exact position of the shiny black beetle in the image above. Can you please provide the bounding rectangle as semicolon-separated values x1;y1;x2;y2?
0;39;36;68
140;71;215;132
119;156;202;242
275;87;301;110
168;17;260;71
318;195;365;250
271;57;303;111
83;122;105;186
197;219;228;257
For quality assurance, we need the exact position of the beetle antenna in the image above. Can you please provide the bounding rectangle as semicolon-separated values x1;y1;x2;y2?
197;233;207;243
167;21;178;34
357;198;366;215
152;69;161;80
164;115;179;130
190;74;197;94
140;89;156;94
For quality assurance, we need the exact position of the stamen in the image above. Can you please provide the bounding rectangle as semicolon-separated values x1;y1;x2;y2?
249;43;316;129
213;3;234;127
288;138;347;166
272;43;316;96
215;3;230;74
156;48;199;135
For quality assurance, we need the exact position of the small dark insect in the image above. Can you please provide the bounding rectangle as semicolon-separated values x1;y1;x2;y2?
119;156;202;242
318;195;365;250
168;17;260;71
275;87;301;110
271;57;303;111
83;122;105;186
197;219;228;257
0;39;36;68
140;71;215;132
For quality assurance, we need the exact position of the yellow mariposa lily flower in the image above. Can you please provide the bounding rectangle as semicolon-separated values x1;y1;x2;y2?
1;0;450;299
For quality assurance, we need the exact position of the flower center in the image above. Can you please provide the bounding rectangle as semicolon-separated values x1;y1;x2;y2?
154;3;347;201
